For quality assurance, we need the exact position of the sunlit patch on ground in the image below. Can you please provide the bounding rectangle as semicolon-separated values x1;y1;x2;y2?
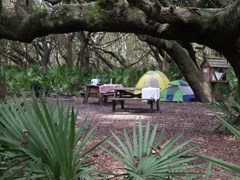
98;114;151;121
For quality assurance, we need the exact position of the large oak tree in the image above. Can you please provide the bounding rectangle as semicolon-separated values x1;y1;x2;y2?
0;0;239;101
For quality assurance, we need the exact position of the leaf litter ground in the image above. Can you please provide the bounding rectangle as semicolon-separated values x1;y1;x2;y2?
55;96;240;179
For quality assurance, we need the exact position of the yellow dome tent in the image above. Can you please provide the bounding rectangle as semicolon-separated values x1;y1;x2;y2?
134;71;170;94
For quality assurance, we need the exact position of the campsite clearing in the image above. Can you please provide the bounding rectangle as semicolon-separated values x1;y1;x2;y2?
58;96;240;178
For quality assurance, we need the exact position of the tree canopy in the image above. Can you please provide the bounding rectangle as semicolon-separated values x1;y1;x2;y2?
0;0;238;45
0;0;240;101
0;0;238;44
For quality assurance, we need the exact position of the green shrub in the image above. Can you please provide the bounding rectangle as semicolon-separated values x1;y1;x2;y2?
102;120;204;179
1;65;160;96
0;97;107;179
216;66;237;99
43;65;84;95
91;65;157;86
1;65;86;96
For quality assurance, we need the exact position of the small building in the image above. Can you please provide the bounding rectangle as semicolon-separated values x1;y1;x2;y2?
201;57;229;83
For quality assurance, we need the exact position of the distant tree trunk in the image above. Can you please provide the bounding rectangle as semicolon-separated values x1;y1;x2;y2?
91;33;105;68
65;33;75;68
59;33;76;68
41;39;52;68
148;45;163;69
33;37;52;69
9;43;36;66
55;50;60;66
77;32;91;73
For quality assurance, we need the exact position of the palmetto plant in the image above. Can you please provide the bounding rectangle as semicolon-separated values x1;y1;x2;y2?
196;115;240;179
0;97;107;179
43;65;81;94
2;65;84;96
2;65;44;95
102;120;203;179
93;66;157;86
212;100;240;133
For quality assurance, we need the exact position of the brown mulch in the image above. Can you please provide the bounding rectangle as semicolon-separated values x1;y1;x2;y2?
56;96;240;179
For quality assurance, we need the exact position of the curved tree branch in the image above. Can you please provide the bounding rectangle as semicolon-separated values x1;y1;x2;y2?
0;0;240;83
0;1;238;47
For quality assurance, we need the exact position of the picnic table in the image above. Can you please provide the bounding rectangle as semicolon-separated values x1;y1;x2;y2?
113;87;142;98
82;84;123;105
109;87;160;112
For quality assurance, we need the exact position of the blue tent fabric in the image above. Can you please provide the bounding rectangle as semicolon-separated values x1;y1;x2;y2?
183;94;196;102
169;80;188;86
178;80;188;86
160;80;196;102
166;94;174;101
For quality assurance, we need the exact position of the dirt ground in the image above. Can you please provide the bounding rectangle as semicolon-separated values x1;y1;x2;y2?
56;96;240;179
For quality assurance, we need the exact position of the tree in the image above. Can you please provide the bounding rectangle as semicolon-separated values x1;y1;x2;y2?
33;36;53;68
0;0;239;101
139;35;212;102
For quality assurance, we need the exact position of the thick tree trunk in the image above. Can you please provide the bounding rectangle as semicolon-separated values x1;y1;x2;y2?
223;51;240;101
139;35;212;102
166;41;212;103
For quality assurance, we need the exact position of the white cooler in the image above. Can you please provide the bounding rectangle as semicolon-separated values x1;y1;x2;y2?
91;79;100;85
141;87;160;101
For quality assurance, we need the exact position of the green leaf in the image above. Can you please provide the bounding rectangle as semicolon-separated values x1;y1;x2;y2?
204;163;212;180
195;153;240;173
215;114;240;138
0;96;105;179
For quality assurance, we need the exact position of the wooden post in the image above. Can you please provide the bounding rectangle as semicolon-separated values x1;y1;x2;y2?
112;100;116;112
83;86;90;104
156;100;159;111
211;82;216;103
120;100;124;109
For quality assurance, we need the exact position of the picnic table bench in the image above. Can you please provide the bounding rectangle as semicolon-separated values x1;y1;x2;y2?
109;97;159;112
110;87;160;112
